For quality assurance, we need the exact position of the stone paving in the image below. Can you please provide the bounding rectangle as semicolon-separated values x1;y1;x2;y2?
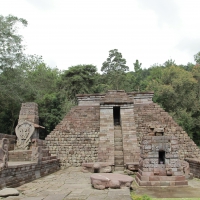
133;177;200;198
1;167;131;200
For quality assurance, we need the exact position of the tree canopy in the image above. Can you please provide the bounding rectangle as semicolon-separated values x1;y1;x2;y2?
0;15;27;71
101;49;129;90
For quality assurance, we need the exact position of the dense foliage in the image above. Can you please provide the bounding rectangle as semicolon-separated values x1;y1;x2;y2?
1;15;200;144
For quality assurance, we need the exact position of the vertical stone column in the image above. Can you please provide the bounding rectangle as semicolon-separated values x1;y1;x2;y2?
98;105;114;163
121;105;140;164
19;102;39;124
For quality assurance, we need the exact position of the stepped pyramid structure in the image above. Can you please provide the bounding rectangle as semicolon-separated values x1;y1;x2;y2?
46;90;200;172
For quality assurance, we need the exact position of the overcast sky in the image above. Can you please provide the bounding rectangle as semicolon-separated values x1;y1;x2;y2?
1;0;200;72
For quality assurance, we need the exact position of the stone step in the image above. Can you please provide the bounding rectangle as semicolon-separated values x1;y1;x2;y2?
115;142;123;146
114;130;122;134
115;159;124;165
114;166;124;171
114;151;123;156
115;156;124;160
114;138;122;142
115;146;123;151
114;133;122;137
114;126;121;130
114;133;122;138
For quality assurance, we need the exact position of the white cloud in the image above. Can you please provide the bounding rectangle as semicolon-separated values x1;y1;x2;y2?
25;0;55;10
1;0;200;71
138;0;181;27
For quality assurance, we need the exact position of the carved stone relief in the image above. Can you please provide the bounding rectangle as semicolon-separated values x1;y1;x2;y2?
15;120;35;150
0;138;9;170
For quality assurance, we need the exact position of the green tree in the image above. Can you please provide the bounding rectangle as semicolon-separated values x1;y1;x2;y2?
147;65;198;137
0;15;74;137
0;66;29;134
0;15;27;71
164;59;176;67
0;14;28;134
101;49;129;90
133;59;142;71
194;52;200;64
21;57;69;138
179;62;194;72
123;72;135;92
133;59;143;91
60;65;97;101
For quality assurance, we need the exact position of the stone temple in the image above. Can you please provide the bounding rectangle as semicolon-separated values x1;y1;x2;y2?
1;90;200;189
45;90;200;186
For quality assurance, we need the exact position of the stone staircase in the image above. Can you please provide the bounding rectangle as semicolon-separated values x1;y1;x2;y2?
114;125;124;171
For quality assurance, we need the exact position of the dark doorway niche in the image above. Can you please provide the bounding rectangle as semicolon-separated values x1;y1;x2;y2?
159;151;165;164
113;106;120;126
94;168;99;173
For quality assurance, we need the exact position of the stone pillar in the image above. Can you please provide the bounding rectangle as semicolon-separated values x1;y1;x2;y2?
121;105;140;164
98;105;114;163
15;102;44;150
19;102;39;124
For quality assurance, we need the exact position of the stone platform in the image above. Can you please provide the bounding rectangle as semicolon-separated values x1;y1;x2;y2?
136;169;188;186
90;173;134;190
3;167;132;200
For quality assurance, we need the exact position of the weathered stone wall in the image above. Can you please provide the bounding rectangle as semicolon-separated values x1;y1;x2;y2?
185;158;200;178
9;150;32;161
46;106;100;168
134;103;200;160
128;92;154;104
0;160;59;189
98;105;114;163
139;136;180;173
77;94;105;106
0;133;16;151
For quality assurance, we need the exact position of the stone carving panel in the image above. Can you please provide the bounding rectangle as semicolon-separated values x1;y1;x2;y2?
0;138;9;170
180;160;189;176
15;120;35;150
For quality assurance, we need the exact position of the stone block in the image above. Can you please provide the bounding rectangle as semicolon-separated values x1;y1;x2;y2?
175;181;188;186
150;181;160;186
175;176;185;181
138;180;151;186
141;176;149;181
149;176;160;181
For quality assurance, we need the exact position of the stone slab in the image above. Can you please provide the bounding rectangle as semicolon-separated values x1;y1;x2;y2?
43;194;67;200
90;173;133;190
0;188;19;197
